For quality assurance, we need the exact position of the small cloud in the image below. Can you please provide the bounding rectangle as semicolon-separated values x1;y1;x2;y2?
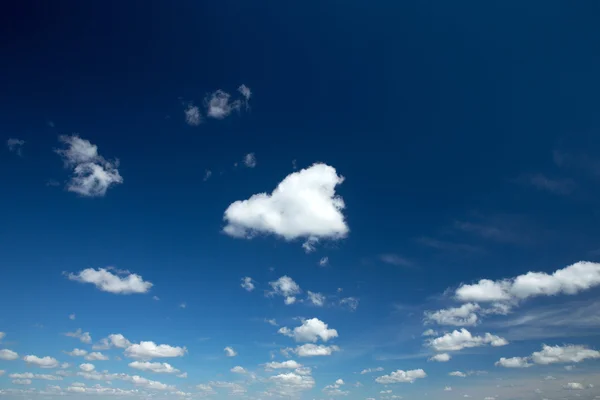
516;173;575;195
238;84;251;101
47;120;55;128
307;291;325;307
184;104;202;126
318;257;329;267
224;347;237;357
241;277;255;292
265;319;278;326
205;90;242;119
203;170;212;182
153;296;160;301
69;314;76;320
379;254;413;267
339;297;359;311
65;329;92;344
179;303;186;309
243;153;257;168
66;267;152;294
7;138;25;156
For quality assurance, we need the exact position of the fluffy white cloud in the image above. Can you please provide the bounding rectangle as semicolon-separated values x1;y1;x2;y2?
0;349;19;360
243;153;256;168
268;372;315;396
85;352;109;361
375;369;427;384
455;262;600;304
264;360;302;370
56;135;123;197
224;346;237;357
205;89;243;119
278;318;338;343
360;367;384;374
230;366;247;374
425;303;480;326
495;357;532;368
65;328;92;344
287;344;340;357
7;138;25;156
67;268;152;294
127;375;174;391
268;276;301;305
323;378;349;396
241;277;255;292
449;371;467;377
222;163;348;241
93;333;131;350
66;349;88;357
184;104;202;126
129;361;180;374
531;344;600;365
124;341;187;359
23;355;60;368
428;329;508;352
79;363;95;372
429;353;451;362
307;291;325;306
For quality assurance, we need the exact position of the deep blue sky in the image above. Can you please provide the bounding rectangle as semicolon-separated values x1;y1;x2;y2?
2;1;600;399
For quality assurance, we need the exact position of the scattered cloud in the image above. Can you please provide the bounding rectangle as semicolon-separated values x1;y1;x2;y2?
422;329;438;337
319;257;329;267
184;104;202;126
285;344;340;357
65;329;92;344
205;89;246;119
69;314;76;320
241;277;255;292
265;318;278;326
84;352;109;361
224;346;237;357
449;371;467;377
428;329;508;352
79;363;95;372
516;173;576;195
278;318;338;343
379;254;413;267
55;135;123;197
129;361;180;374
375;369;427;384
424;303;480;326
360;367;384;374
230;366;247;374
203;169;212;181
7;138;25;156
495;357;532;368
268;275;301;305
66;267;153;294
238;84;252;101
124;341;187;359
339;297;359;311
66;349;87;357
307;291;325;307
23;355;60;368
243;153;257;168
429;353;451;362
222;163;348;243
0;349;18;361
264;360;302;370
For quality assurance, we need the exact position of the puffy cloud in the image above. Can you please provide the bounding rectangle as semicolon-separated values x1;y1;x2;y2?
375;369;427;384
93;333;131;350
65;328;92;344
429;353;451;362
243;153;256;168
55;135;123;197
241;277;255;292
287;344;340;357
268;372;315;396
127;375;174;391
0;349;19;360
449;371;467;377
323;378;349;396
129;361;180;374
424;303;480;326
307;291;325;307
264;360;302;370
205;89;243;119
184;104;202;126
222;163;348;241
455;262;600;305
125;341;187;359
23;355;60;368
66;268;153;294
268;276;301;305
495;357;532;368
428;329;508;352
85;352;109;361
7;138;25;156
422;329;438;337
360;367;384;374
79;363;95;372
224;346;237;357
531;344;600;365
230;366;247;374
66;349;88;357
278;318;338;343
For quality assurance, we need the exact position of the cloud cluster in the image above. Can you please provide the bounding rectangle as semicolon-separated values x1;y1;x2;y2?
496;344;600;368
55;135;123;197
268;276;301;305
67;268;153;294
184;85;251;126
65;328;92;344
278;318;338;343
428;328;508;352
124;341;187;359
375;369;427;384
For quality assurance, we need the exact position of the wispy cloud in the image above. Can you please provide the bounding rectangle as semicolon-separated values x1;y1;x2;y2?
515;173;576;195
7;138;25;156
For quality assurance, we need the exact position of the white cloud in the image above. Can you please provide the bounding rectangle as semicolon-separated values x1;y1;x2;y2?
302;236;319;253
278;318;338;343
449;371;467;377
66;349;87;357
495;357;532;368
23;355;60;368
8;373;62;381
85;352;108;361
56;135;123;197
224;346;237;357
287;344;340;357
319;257;329;267
268;372;315;396
93;333;131;350
360;367;384;374
0;332;4;341
323;378;349;396
243;153;256;168
7;138;25;156
203;169;212;181
268;275;301;305
264;360;302;370
307;291;325;307
444;386;452;391
422;329;438;337
125;341;187;359
69;314;76;320
230;366;247;374
455;261;600;305
129;361;180;374
184;104;202;126
66;268;153;294
565;382;585;390
375;369;426;384
428;329;508;352
265;318;278;326
12;379;32;385
238;84;252;101
65;328;92;344
79;363;95;372
0;349;19;360
153;295;160;301
205;89;243;119
531;344;600;365
179;302;186;309
241;277;255;292
339;297;359;311
222;163;348;241
425;303;480;326
429;353;451;362
177;372;187;378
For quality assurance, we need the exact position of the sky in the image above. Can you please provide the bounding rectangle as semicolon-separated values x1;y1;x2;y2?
2;1;600;399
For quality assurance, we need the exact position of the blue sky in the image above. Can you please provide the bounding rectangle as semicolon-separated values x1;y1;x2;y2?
2;0;600;399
